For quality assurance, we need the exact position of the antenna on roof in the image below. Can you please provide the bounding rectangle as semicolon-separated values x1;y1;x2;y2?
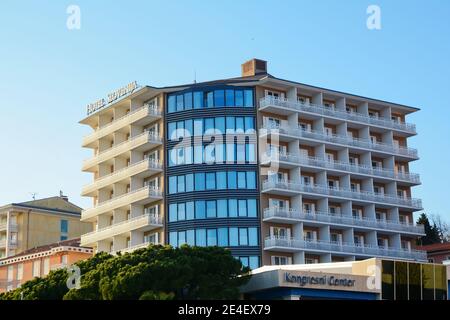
194;69;197;84
29;192;38;200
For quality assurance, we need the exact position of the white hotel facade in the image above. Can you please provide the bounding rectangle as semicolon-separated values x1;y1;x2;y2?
79;59;426;268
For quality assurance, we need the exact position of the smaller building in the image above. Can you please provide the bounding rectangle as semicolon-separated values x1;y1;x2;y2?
0;194;93;258
241;258;447;300
0;238;93;292
419;243;450;264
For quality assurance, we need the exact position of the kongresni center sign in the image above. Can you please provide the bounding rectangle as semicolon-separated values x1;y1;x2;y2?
86;81;139;116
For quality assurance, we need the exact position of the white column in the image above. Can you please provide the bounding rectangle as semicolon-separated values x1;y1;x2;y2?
320;253;332;263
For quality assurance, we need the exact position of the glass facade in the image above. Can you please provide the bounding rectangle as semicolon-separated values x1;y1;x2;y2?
166;85;259;269
381;260;448;300
167;88;254;113
168;170;257;194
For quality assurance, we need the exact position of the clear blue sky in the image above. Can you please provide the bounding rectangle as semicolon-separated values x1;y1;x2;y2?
0;0;449;223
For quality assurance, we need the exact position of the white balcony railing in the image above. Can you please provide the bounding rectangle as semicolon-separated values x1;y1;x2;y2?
0;223;6;231
261;152;420;184
82;105;161;145
111;241;158;255
263;207;425;234
262;179;422;209
82;186;163;220
260;96;416;134
264;236;427;261
0;239;6;247
261;124;418;158
82;159;162;195
82;131;162;169
82;214;162;240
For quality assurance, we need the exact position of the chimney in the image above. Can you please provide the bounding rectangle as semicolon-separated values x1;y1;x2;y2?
241;58;267;77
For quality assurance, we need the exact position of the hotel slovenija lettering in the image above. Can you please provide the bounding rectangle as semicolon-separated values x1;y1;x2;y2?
86;81;139;116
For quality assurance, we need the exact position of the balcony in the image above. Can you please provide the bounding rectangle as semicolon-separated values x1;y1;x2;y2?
81;214;163;246
81;159;163;196
82;132;162;171
0;223;6;232
261;152;420;184
82;105;162;148
262;179;422;210
260;125;418;159
0;239;5;248
263;207;425;235
259;96;416;134
81;186;163;221
264;236;427;261
111;241;159;255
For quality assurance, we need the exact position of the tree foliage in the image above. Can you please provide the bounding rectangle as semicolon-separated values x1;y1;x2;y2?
416;212;446;245
0;245;250;300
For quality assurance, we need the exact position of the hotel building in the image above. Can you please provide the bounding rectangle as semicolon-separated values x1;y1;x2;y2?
0;194;92;259
80;59;426;269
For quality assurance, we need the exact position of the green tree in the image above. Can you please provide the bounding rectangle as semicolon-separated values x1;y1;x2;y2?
417;213;441;245
0;245;250;300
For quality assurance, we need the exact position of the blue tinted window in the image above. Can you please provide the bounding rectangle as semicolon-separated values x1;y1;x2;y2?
178;231;186;246
168;95;176;113
239;228;248;246
185;174;194;192
178;203;186;221
237;172;246;189
60;220;68;233
235;90;244;106
187;229;195;245
229;228;239;246
228;171;237;189
249;256;259;270
217;200;227;218
216;117;225;134
184;92;193;110
226;90;235;106
228;199;238;217
218;228;228;246
206;201;216;218
216;171;227;189
60;235;68;241
194;145;203;164
204;144;215;163
216;144;225;163
249;228;258;246
176;94;184;111
193;92;203;109
196;229;206;246
185;146;192;165
169;204;177;222
244;90;253;107
247;171;256;189
168;149;176;167
226;117;235;133
169;232;178;247
168;122;176;140
226;144;235;162
245;117;254;133
240;257;249;268
193;118;203;136
237;144;245;162
195;201;206;219
247;199;257;217
206;91;214;107
169;176;177;194
195;173;205;191
207;229;217;246
184;119;193;137
236;117;244;133
246;144;256;163
186;201;194;220
238;200;247;217
177;175;185;193
204;118;214;135
214;90;225;107
177;121;184;139
206;172;216;190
